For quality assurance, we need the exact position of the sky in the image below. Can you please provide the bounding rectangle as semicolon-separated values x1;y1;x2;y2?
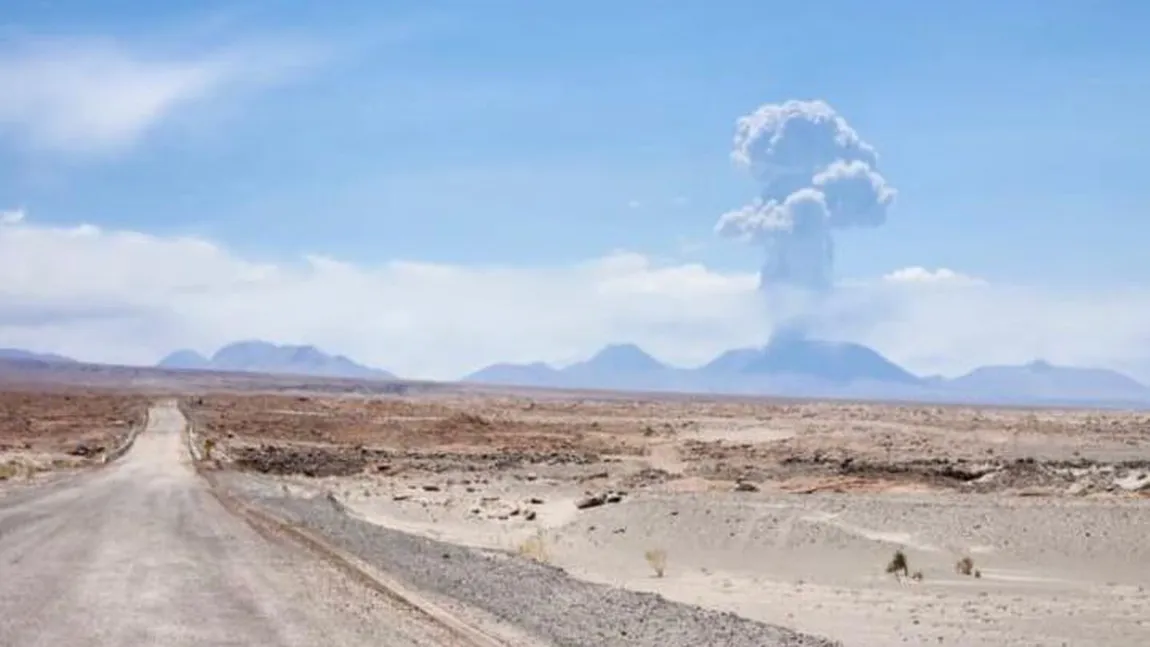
1;0;1149;380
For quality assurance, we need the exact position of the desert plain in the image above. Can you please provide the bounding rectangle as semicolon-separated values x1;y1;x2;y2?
4;380;1150;646
0;388;148;481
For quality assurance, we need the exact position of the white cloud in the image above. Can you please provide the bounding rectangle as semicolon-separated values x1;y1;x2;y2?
0;208;25;225
0;214;765;377
882;266;986;286
627;200;643;209
0;37;316;154
1;214;1148;382
844;282;1150;381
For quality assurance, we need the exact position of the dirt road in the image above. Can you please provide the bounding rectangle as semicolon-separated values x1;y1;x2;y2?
0;401;463;646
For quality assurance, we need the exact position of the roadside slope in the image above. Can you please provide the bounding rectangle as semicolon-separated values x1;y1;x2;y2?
218;472;841;647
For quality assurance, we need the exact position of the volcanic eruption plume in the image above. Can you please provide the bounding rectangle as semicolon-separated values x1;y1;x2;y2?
716;100;896;297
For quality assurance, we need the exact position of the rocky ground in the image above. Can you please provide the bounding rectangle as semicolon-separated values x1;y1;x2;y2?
186;392;1150;646
0;389;148;483
185;393;1150;497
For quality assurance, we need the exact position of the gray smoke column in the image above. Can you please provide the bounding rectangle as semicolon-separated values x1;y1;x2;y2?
716;100;896;293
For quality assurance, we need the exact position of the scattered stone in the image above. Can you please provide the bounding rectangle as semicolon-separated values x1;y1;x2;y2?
576;490;625;509
734;481;759;493
1114;472;1150;492
575;494;606;510
392;494;411;501
524;510;537;521
528;497;545;505
69;443;103;458
422;484;441;492
525;472;538;481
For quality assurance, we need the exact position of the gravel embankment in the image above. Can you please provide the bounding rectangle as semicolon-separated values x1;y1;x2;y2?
222;476;840;647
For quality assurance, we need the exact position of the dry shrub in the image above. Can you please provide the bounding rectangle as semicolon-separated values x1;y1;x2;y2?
517;530;549;563
0;462;22;480
645;548;668;578
446;412;491;427
955;556;975;576
886;549;909;578
911;570;924;582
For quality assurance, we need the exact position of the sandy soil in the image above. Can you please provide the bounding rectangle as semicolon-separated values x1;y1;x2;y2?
0;389;147;483
185;392;1150;645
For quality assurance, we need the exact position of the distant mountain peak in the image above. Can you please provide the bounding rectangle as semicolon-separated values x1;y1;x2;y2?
582;343;667;372
736;336;920;385
158;349;210;370
950;360;1150;405
463;361;560;386
699;347;762;374
157;340;395;380
0;348;77;364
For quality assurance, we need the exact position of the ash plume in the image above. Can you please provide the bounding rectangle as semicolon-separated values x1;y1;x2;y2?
716;100;895;294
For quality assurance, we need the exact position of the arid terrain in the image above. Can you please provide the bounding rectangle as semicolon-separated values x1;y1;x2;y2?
0;389;148;482
4;377;1150;645
184;391;1150;646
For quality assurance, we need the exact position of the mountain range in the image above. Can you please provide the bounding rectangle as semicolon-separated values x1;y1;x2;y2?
463;339;1150;408
0;348;77;364
157;341;396;380
2;338;1147;408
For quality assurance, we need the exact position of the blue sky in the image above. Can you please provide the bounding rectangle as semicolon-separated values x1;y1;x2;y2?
1;1;1149;377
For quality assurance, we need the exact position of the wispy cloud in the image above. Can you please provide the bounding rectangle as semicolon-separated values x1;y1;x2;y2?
0;37;319;155
0;208;25;225
883;266;986;286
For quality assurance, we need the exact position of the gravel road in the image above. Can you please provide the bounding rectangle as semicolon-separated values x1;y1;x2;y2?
223;476;841;647
0;401;462;646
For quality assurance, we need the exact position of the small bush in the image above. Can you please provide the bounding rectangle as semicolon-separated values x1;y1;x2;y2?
517;531;549;563
645;548;668;578
955;556;975;576
886;549;909;578
911;570;924;582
